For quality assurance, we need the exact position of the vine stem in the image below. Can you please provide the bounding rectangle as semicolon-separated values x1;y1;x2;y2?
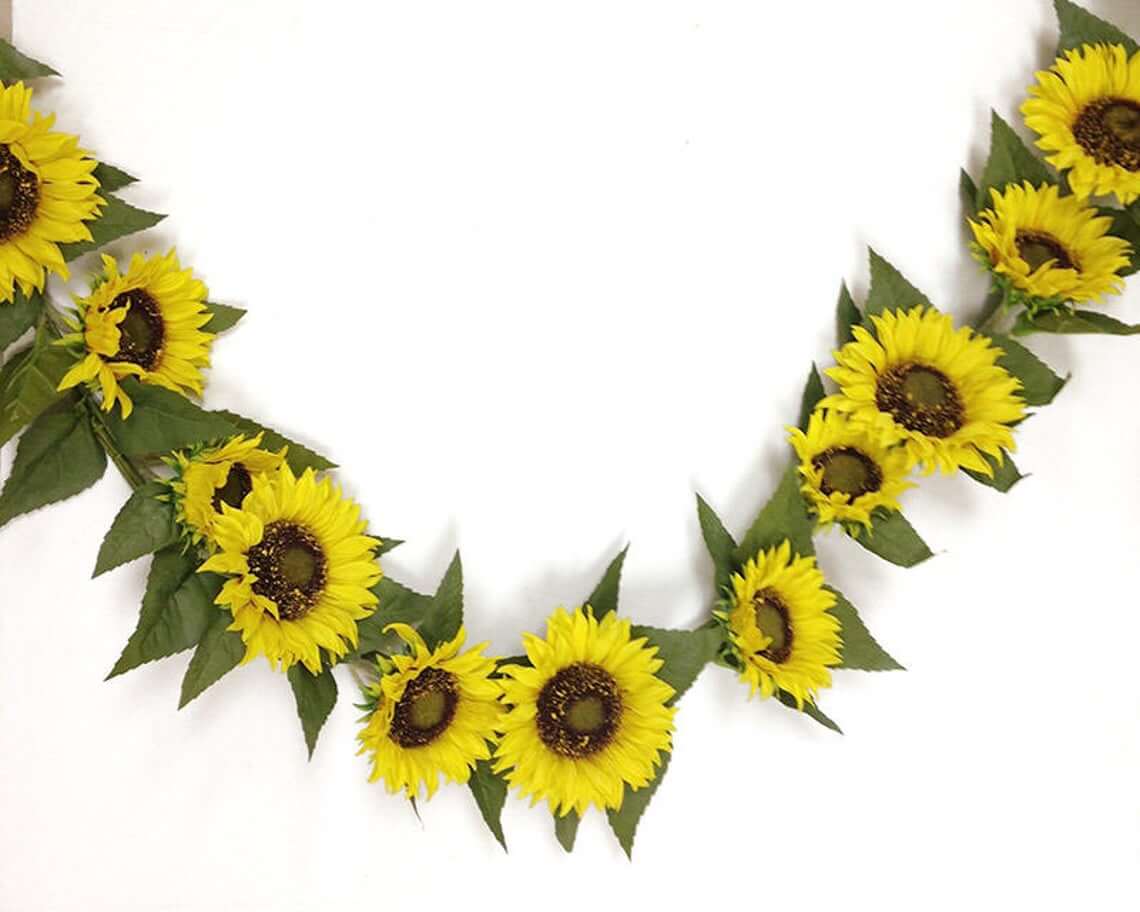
974;287;1008;335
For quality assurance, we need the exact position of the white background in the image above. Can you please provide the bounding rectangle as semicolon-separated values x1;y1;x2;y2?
2;1;1139;909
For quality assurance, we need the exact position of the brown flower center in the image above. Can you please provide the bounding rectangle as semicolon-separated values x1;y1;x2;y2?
752;589;793;664
812;446;883;501
211;463;253;513
248;521;327;621
1015;230;1077;272
875;363;965;439
1073;98;1140;172
0;145;40;243
389;666;459;748
108;289;165;371
536;662;623;758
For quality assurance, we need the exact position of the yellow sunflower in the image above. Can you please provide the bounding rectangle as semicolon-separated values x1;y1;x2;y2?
0;80;102;301
57;251;214;418
166;434;287;547
198;464;383;674
717;540;841;708
787;409;913;532
970;182;1130;306
1023;43;1140;204
822;307;1025;476
357;624;503;800
494;606;675;818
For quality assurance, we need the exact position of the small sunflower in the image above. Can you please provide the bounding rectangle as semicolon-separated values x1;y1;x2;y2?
1023;43;1140;204
166;434;287;547
822;307;1025;476
970;182;1130;310
716;540;841;708
57;251;214;418
357;624;503;800
494;606;675;818
198;464;383;674
788;410;913;532
0;80;102;301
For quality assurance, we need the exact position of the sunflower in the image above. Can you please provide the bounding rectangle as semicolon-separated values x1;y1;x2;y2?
970;182;1130;309
822;307;1025;476
788;409;913;532
166;434;287;547
357;624;503;800
57;251;214;418
1023;43;1140;204
0;80;102;302
494;606;675;818
716;540;841;708
198;464;383;674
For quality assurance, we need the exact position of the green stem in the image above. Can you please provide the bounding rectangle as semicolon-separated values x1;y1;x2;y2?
974;287;1007;335
84;397;150;491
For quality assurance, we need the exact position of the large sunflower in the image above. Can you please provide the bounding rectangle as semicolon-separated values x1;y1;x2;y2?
717;540;841;708
0;80;102;301
788;409;913;532
166;434;287;547
1023;43;1140;204
198;465;383;674
357;624;503;800
57;251;214;418
822;307;1025;476
494;606;675;818
970;182;1130;307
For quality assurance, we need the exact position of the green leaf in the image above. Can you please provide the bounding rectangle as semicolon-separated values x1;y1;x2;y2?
212;409;336;473
586;546;628;618
467;760;509;851
354;577;434;656
695;494;736;594
990;334;1068;406
976;112;1056;208
830;589;903;671
554;811;580;853
607;753;670;859
775;690;842;734
960;169;979;219
0;327;78;447
1015;309;1140;336
797;364;825;432
853;511;933;568
107;550;218;679
93;481;179;577
0;39;59;81
59;195;165;263
632;625;721;704
375;537;404;557
964;451;1025;493
865;248;934;320
204;303;246;334
1055;0;1138;56
1104;206;1140;276
0;289;43;351
103;381;236;456
92;162;137;194
178;608;245;708
836;282;861;346
419;552;463;649
287;664;339;758
734;462;813;565
0;404;106;529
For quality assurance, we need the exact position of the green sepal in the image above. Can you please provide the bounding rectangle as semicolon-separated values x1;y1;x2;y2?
797;364;824;432
93;481;179;577
287;663;338;759
204;303;246;334
829;589;903;671
734;462;814;565
353;577;434;657
91;162;137;194
0;400;106;529
106;550;219;679
990;334;1068;406
586;546;628;618
0;288;43;351
554;811;580;853
852;510;933;568
607;753;670;859
695;494;736;595
0;321;78;447
0;39;58;81
864;248;934;320
58;195;165;262
976;111;1056;209
631;624;721;705
1013;308;1140;337
417;552;463;649
836;282;862;346
1054;0;1138;56
102;381;236;456
178;609;245;708
775;690;842;734
467;760;509;851
964;451;1025;493
212;409;336;473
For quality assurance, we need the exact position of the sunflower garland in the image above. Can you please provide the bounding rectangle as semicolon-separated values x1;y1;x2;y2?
0;0;1138;857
